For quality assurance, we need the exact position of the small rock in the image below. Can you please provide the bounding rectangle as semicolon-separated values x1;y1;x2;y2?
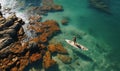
61;19;68;25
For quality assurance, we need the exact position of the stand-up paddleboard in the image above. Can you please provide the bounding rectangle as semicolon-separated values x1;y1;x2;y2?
65;39;88;51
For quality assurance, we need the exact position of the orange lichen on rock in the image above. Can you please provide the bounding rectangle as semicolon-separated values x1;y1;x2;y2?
39;33;48;43
48;44;56;53
48;43;68;54
18;59;29;71
29;25;44;33
29;20;60;43
30;36;40;43
43;51;56;69
28;20;60;35
30;53;42;63
11;67;18;71
43;20;60;32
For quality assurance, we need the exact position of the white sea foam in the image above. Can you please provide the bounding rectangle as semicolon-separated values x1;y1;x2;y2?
0;0;29;23
0;0;32;39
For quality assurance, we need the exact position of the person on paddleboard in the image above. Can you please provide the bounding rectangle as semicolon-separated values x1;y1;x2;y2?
73;36;82;49
73;36;77;45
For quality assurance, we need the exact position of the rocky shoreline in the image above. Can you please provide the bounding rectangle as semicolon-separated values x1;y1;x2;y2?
0;1;70;71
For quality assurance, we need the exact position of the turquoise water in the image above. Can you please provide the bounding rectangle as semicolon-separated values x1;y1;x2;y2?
1;0;120;71
43;0;120;71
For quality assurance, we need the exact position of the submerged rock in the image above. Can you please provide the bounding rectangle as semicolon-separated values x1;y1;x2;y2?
89;0;111;14
40;5;63;12
41;0;63;12
57;54;72;64
27;0;63;15
61;19;69;25
43;51;56;69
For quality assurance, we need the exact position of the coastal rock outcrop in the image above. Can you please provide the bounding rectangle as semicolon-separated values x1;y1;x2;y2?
0;14;25;50
0;1;69;71
0;13;68;71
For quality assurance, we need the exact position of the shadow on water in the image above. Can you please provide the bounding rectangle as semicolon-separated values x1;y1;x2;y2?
24;60;43;71
75;50;93;62
45;64;60;71
24;60;60;71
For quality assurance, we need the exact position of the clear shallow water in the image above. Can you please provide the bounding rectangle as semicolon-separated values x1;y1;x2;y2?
1;0;120;71
42;0;120;70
